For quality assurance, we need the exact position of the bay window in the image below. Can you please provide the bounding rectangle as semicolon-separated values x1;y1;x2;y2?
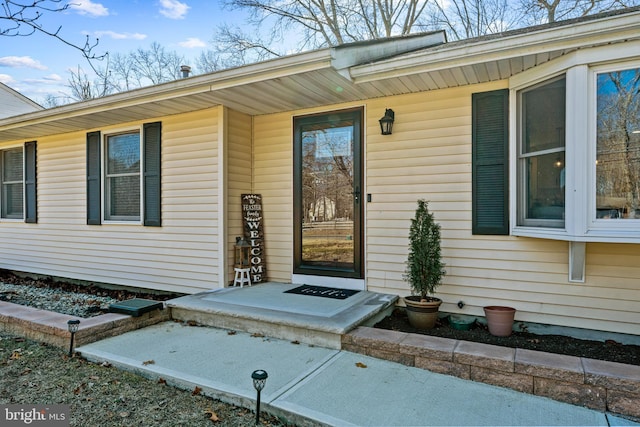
511;49;640;242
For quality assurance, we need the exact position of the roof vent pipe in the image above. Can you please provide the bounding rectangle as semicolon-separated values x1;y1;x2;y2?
180;65;191;78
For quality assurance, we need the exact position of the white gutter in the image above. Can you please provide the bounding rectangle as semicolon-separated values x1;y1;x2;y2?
349;11;640;83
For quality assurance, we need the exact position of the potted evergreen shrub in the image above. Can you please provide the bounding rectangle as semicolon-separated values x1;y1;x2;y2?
403;199;446;329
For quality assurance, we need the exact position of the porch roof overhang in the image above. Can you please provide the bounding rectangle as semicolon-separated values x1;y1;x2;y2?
0;7;639;144
348;7;640;90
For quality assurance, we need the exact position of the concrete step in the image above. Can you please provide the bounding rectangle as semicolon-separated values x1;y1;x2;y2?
167;282;398;349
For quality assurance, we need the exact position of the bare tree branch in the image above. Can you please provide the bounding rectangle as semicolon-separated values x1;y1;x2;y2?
0;0;104;63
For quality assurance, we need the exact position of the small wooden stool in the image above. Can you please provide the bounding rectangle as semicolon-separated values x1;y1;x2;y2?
233;267;251;287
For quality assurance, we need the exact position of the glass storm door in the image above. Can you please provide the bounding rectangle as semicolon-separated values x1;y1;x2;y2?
293;108;363;278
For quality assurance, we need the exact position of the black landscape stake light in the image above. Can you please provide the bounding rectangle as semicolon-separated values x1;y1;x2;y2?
251;369;268;425
67;319;80;357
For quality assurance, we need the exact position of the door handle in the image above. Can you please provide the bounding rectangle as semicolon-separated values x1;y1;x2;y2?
352;187;361;203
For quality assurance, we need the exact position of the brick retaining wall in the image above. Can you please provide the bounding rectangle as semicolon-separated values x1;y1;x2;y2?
342;326;640;420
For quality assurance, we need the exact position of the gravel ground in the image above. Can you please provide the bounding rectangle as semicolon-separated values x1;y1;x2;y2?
0;270;181;318
0;282;117;318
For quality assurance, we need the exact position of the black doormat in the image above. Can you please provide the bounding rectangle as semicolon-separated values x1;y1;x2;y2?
284;285;360;300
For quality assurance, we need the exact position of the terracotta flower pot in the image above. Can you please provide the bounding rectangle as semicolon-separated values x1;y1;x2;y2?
483;306;516;337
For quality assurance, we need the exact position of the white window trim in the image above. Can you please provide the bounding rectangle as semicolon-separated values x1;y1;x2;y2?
102;126;144;224
585;60;640;238
515;76;567;230
509;42;640;243
0;144;25;222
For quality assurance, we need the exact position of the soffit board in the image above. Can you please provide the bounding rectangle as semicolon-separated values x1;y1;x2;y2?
349;10;640;90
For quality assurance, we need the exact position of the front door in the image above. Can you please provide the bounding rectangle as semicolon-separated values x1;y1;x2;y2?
293;108;363;279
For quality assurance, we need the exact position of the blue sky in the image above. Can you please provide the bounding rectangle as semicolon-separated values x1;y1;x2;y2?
0;0;249;104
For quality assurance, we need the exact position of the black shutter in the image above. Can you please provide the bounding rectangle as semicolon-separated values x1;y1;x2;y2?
143;122;161;227
472;89;509;235
86;131;101;225
24;141;37;223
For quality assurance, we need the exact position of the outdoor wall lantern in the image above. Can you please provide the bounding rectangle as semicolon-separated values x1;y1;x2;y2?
234;236;251;268
251;369;268;425
67;319;80;357
379;108;395;135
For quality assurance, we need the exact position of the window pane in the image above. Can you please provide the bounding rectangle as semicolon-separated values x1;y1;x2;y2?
105;132;140;220
1;148;23;219
3;183;24;218
2;148;23;182
108;133;140;174
301;123;355;269
109;176;140;217
522;78;565;153
596;68;640;220
518;77;566;227
526;152;565;220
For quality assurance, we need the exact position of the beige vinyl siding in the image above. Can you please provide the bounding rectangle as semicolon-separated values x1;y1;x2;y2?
0;108;219;294
252;113;293;282
248;88;640;335
226;108;252;283
364;82;640;335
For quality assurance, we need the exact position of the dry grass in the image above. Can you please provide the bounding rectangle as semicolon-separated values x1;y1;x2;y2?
0;332;292;426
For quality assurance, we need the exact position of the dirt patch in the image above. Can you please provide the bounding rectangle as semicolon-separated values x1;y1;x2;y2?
0;332;291;426
375;309;640;366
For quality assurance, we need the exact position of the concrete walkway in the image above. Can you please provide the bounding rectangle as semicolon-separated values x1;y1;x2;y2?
77;322;639;427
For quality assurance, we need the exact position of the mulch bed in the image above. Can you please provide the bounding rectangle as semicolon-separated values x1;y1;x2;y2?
375;308;640;366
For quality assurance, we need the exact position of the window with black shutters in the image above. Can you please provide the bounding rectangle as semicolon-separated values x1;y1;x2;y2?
87;122;161;226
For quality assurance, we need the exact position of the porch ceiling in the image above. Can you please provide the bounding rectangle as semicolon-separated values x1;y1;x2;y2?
0;51;565;143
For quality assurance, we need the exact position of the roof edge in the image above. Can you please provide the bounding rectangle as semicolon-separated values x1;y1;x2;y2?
0;48;334;129
330;30;446;71
350;7;640;83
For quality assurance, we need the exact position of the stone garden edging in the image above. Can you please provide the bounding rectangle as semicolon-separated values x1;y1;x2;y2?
342;326;640;420
0;300;170;349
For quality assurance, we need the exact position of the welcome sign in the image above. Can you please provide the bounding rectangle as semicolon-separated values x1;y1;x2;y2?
241;194;266;283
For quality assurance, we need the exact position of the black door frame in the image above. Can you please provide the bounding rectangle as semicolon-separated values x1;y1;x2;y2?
292;107;364;279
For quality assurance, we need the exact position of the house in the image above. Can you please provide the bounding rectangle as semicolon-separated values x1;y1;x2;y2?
0;83;43;118
0;8;639;337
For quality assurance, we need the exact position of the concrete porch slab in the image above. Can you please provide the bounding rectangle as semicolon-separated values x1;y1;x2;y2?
167;282;398;349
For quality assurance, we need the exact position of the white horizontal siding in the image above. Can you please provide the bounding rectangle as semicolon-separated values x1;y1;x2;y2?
0;85;41;118
0;108;220;294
